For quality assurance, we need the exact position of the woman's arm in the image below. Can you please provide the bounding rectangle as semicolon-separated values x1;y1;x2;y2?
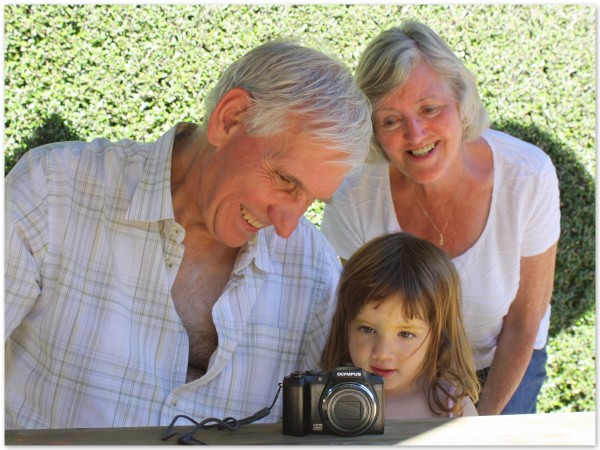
476;242;557;415
461;396;479;416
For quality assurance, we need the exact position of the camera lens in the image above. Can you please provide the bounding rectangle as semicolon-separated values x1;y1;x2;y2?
320;382;379;436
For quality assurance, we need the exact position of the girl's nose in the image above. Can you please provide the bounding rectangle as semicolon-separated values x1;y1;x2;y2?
372;336;395;360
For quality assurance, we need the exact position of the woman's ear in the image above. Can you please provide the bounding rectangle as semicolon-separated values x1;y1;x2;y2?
206;88;253;146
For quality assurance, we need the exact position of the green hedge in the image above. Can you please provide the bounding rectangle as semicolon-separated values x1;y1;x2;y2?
4;4;595;413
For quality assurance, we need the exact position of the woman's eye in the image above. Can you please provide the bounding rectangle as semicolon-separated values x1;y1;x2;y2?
380;117;400;130
422;105;441;116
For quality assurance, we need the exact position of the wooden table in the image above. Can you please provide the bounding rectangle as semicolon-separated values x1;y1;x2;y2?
5;411;595;445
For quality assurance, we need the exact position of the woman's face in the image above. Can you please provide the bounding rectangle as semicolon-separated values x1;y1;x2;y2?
373;60;464;184
348;296;431;394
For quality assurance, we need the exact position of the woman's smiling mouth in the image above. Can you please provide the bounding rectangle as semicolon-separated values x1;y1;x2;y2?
409;142;436;157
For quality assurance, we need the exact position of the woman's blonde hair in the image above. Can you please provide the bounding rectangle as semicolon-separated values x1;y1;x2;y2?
320;232;479;416
355;20;489;163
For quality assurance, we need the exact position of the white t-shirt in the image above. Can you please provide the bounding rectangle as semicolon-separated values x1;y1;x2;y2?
321;129;560;370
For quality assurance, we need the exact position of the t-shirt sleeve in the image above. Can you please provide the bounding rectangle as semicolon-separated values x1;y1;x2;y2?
320;180;366;261
521;155;561;256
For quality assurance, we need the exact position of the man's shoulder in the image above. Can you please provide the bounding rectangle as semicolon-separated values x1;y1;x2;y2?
19;137;153;177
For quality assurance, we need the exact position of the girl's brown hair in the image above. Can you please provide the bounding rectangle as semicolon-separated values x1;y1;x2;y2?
320;232;479;416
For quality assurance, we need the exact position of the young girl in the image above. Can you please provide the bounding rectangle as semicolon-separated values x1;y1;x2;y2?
321;232;479;419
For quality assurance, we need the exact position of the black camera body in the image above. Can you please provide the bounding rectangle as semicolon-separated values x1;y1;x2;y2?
282;367;384;437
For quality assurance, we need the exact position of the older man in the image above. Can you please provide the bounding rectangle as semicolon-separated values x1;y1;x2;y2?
5;40;372;429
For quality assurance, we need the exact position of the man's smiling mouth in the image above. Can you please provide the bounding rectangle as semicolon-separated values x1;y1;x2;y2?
241;205;266;229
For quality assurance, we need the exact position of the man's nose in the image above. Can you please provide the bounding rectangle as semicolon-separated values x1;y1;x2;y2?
268;197;313;239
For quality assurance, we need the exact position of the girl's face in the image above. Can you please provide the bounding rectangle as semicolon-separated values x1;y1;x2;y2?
348;296;431;393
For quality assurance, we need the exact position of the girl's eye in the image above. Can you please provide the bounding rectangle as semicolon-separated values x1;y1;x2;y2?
358;326;375;334
399;331;416;339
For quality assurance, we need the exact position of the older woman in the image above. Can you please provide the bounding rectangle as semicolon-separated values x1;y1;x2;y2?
321;21;560;415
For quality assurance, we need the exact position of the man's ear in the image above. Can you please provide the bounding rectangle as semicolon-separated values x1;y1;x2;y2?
206;88;253;146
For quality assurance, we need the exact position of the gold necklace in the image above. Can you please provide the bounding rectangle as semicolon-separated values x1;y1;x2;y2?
410;170;465;247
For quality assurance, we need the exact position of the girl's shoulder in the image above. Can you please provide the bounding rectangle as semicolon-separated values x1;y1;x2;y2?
437;380;478;418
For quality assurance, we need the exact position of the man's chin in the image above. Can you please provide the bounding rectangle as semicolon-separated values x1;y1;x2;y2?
221;229;260;248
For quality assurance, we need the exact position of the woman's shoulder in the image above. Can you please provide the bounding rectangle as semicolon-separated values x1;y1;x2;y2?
483;129;555;175
342;161;390;187
330;162;392;209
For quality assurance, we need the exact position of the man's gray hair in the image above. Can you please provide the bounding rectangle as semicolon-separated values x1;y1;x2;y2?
355;21;489;163
204;39;373;172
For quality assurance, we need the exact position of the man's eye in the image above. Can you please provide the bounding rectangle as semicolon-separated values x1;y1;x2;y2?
272;169;317;203
273;172;295;190
277;173;293;185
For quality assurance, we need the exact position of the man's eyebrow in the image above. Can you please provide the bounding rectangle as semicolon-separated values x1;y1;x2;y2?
282;172;309;194
277;168;334;204
280;170;322;198
284;173;304;188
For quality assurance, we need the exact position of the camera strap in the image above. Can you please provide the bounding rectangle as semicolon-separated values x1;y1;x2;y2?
161;383;283;445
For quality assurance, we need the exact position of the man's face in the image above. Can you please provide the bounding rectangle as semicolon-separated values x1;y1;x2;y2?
201;118;351;248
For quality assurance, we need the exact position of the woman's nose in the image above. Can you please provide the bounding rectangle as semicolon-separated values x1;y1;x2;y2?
403;116;426;141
